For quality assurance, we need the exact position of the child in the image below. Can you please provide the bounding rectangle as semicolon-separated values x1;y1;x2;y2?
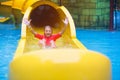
24;18;68;48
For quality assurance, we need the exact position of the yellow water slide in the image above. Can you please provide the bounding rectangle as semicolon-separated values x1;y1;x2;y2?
1;0;111;80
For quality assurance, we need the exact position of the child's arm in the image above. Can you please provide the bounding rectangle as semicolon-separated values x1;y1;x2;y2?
29;25;37;35
59;18;69;35
23;18;37;35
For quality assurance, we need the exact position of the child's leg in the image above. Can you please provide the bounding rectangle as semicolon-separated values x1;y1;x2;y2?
39;39;46;48
50;40;56;48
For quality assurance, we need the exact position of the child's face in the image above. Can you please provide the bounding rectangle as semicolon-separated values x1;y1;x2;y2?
44;26;52;37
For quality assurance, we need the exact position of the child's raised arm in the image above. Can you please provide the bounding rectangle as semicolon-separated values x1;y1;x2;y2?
23;18;37;35
59;18;69;35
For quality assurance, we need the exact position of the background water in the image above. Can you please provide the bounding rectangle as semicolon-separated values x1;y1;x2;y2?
0;24;21;80
76;29;120;80
0;24;120;80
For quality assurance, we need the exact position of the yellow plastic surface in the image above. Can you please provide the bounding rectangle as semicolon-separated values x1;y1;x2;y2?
1;1;13;6
10;49;111;80
1;0;111;80
0;17;9;22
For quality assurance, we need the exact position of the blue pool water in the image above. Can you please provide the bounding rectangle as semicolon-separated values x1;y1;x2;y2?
76;29;120;80
0;24;21;80
0;24;120;80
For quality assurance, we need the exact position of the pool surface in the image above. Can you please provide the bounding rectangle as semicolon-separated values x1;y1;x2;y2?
0;24;120;80
76;29;120;80
0;24;21;80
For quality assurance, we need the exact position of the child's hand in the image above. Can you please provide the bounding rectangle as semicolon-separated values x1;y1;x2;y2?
23;18;31;27
63;17;68;25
